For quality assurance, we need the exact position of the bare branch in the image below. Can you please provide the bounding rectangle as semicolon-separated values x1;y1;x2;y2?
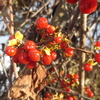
46;86;95;100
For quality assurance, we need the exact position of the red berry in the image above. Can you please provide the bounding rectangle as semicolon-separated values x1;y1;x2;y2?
65;47;74;57
67;96;74;100
42;54;52;65
47;41;55;46
18;52;30;64
28;49;40;61
94;53;100;63
16;47;23;54
46;81;49;85
60;71;64;75
95;41;100;47
26;61;36;69
60;41;67;49
54;37;62;43
52;78;58;83
45;97;51;100
83;63;93;71
66;0;78;4
24;41;36;52
73;78;79;82
61;80;66;87
51;67;55;72
66;74;72;79
85;87;91;92
36;17;48;29
73;74;79;82
79;0;98;14
50;51;57;60
65;87;71;92
35;27;40;33
87;91;94;97
12;54;20;63
45;93;51;98
9;35;15;40
5;46;17;56
69;81;74;86
74;74;79;79
73;97;77;100
46;24;56;35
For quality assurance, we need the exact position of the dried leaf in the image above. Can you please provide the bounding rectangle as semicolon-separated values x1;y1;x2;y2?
10;63;47;100
10;69;33;99
31;63;47;93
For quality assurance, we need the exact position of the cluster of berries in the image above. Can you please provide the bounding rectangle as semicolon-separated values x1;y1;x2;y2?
45;73;79;100
83;41;100;72
44;92;77;100
66;0;98;14
61;73;79;88
85;87;94;97
5;17;75;69
5;39;59;68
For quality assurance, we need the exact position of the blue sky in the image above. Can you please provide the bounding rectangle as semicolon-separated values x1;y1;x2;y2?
0;35;10;71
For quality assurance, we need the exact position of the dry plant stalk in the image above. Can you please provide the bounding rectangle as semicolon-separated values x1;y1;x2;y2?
0;0;7;11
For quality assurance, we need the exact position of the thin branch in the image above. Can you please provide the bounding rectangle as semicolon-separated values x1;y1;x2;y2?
66;0;82;39
79;13;87;100
8;0;19;79
72;47;95;55
12;62;18;78
36;36;95;55
37;37;54;45
3;18;12;35
46;86;95;100
52;0;60;8
67;5;80;34
0;59;9;79
9;0;14;34
20;0;53;27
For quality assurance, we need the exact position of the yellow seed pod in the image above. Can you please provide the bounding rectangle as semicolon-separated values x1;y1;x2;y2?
15;31;23;42
86;59;98;66
59;93;64;99
94;46;100;50
9;39;17;46
41;47;51;55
